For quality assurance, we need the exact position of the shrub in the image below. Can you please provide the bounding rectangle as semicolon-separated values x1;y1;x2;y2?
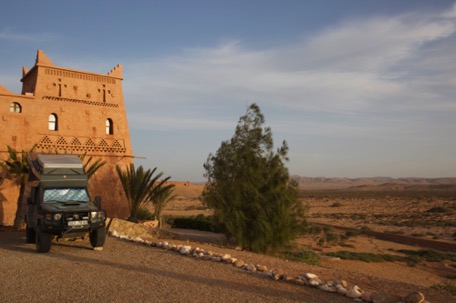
171;215;221;233
136;208;155;221
431;283;456;295
282;249;320;265
426;206;452;213
326;251;408;263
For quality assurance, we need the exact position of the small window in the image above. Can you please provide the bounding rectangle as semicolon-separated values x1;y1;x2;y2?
106;118;113;135
10;102;22;113
49;113;58;131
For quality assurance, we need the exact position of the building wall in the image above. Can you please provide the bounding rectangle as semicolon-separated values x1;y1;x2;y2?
0;50;133;225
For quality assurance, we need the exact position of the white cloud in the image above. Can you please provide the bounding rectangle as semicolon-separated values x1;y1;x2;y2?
0;28;58;42
123;4;456;131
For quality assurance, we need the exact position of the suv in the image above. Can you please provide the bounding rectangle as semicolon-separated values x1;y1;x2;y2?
25;154;106;253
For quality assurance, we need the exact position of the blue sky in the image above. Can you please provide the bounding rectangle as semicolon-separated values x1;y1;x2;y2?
1;1;456;181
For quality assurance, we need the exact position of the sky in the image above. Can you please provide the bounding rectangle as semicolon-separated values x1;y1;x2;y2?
1;0;456;181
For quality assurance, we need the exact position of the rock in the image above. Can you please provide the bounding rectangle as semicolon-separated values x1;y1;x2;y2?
346;285;363;298
179;245;192;255
319;284;337;293
229;257;237;264
271;274;281;281
403;292;425;303
211;256;221;262
221;254;231;262
234;260;245;268
243;264;256;272
272;268;285;276
361;291;372;302
235;246;243;251
293;278;306;286
256;265;267;272
335;279;348;288
110;230;119;237
336;285;347;295
93;247;103;251
308;278;320;287
282;275;294;282
133;237;144;243
371;291;403;303
305;273;318;280
259;270;272;277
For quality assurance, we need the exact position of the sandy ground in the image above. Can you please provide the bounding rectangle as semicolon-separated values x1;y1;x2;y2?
154;182;456;302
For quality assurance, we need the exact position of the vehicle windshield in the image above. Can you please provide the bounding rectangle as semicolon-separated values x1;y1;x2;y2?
43;188;90;203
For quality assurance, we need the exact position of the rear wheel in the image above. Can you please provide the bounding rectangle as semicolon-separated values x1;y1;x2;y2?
90;226;106;248
36;227;52;253
25;225;36;244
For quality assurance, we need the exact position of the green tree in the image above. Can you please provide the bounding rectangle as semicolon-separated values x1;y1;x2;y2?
116;164;171;222
0;146;34;229
202;103;306;253
151;184;176;227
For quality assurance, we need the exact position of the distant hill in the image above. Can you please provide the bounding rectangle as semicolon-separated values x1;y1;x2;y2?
292;176;456;189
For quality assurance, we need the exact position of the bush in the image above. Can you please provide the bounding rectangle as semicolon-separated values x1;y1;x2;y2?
431;283;456;295
171;215;221;233
426;206;452;213
282;249;320;265
136;208;155;221
326;251;408;263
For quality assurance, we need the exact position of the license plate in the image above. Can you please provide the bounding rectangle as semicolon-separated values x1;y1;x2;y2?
68;220;88;227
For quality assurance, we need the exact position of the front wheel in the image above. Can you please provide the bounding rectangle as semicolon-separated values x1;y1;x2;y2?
90;226;106;248
25;225;36;244
36;227;52;253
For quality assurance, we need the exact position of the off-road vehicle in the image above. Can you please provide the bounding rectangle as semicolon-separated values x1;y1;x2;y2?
25;154;106;253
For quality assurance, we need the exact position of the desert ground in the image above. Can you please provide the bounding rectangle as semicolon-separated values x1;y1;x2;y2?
155;181;456;302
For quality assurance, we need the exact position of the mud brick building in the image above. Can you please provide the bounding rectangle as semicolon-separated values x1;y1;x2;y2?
0;50;133;225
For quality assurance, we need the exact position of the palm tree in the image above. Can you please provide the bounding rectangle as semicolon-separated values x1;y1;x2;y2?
116;164;171;222
0;145;34;229
79;152;106;179
151;183;176;227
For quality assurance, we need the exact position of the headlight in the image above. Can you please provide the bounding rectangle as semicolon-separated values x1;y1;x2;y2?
91;211;98;220
91;210;105;221
53;213;62;221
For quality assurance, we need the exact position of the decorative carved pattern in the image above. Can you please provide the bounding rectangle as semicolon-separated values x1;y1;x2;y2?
56;137;68;145
42;96;119;108
45;68;116;84
36;135;126;153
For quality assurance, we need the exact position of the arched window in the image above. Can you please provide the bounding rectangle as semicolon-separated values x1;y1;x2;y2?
10;102;22;113
49;113;58;131
106;118;113;135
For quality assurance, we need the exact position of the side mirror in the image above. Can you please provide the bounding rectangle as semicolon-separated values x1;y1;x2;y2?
94;196;102;209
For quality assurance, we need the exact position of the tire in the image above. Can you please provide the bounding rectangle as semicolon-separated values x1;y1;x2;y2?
25;225;36;244
36;227;52;253
90;226;106;248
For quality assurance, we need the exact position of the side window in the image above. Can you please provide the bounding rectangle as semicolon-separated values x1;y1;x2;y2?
48;113;58;131
106;118;113;135
10;102;22;113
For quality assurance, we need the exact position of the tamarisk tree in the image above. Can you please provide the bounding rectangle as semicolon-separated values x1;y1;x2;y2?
202;103;306;253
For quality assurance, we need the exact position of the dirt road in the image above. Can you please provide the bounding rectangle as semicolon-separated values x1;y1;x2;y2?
0;231;351;303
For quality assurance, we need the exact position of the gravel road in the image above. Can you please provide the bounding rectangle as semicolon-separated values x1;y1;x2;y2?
0;231;351;303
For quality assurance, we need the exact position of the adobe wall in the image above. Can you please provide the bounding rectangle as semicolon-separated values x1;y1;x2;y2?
0;50;133;225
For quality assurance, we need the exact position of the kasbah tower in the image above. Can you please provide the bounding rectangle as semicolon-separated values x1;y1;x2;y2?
0;50;132;225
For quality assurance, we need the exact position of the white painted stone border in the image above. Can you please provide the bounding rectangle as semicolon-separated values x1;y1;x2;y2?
109;230;429;303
